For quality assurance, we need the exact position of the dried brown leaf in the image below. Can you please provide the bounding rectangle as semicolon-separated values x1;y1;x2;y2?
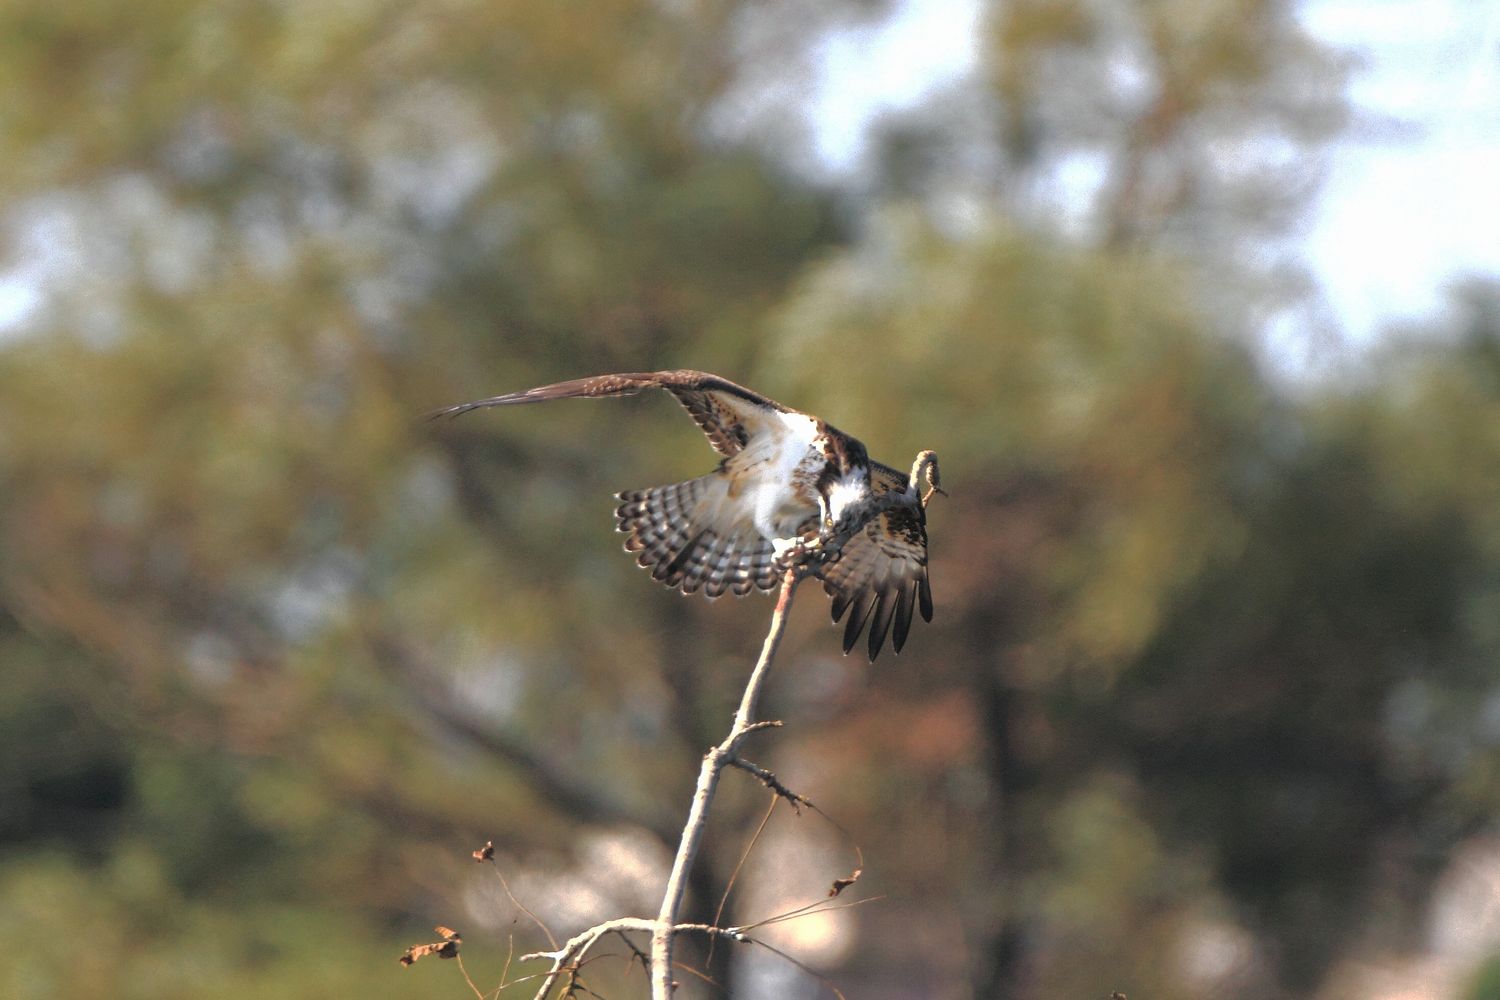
473;841;494;863
828;867;862;897
399;927;463;966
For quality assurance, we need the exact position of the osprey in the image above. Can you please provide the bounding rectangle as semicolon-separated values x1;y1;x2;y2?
431;371;943;660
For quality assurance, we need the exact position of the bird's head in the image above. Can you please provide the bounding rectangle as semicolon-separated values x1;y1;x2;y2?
909;449;946;509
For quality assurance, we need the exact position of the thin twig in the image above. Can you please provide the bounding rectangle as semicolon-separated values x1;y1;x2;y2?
742;936;850;1000
488;859;559;951
649;567;802;998
740;893;887;932
614;928;650;976
669;959;727;994
494;933;516;999
708;796;779;969
728;757;811;812
456;954;485;1000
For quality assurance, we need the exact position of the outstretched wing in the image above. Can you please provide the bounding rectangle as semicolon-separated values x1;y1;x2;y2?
427;370;788;458
818;464;932;661
615;475;790;598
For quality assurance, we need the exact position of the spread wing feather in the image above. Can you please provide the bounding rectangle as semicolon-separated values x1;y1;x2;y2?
615;476;783;598
818;464;932;660
428;370;785;458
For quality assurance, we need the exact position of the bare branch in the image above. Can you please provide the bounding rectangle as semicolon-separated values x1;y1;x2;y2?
522;919;745;1000
649;567;802;998
510;485;904;999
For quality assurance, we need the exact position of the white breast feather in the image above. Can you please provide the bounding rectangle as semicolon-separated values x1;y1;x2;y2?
824;468;869;523
735;411;822;540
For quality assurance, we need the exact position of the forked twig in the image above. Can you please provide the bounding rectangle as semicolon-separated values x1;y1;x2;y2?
524;919;746;1000
738;893;887;933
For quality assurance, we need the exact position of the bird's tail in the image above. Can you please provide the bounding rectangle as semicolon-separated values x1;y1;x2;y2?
614;476;779;598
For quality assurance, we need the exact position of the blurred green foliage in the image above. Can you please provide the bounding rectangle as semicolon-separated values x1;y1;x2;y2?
2;1;1498;999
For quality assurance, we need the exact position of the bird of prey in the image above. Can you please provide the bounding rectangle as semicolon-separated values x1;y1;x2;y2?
430;371;943;660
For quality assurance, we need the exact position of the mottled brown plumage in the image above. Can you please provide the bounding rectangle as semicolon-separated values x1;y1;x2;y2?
430;370;941;659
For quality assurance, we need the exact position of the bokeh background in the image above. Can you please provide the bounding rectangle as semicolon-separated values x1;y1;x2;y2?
3;1;1499;998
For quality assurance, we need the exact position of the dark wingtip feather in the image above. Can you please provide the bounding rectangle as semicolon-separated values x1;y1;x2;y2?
866;589;895;661
918;577;933;622
892;583;915;654
842;590;873;654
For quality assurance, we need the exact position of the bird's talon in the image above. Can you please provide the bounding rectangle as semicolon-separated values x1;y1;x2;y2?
773;535;827;567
